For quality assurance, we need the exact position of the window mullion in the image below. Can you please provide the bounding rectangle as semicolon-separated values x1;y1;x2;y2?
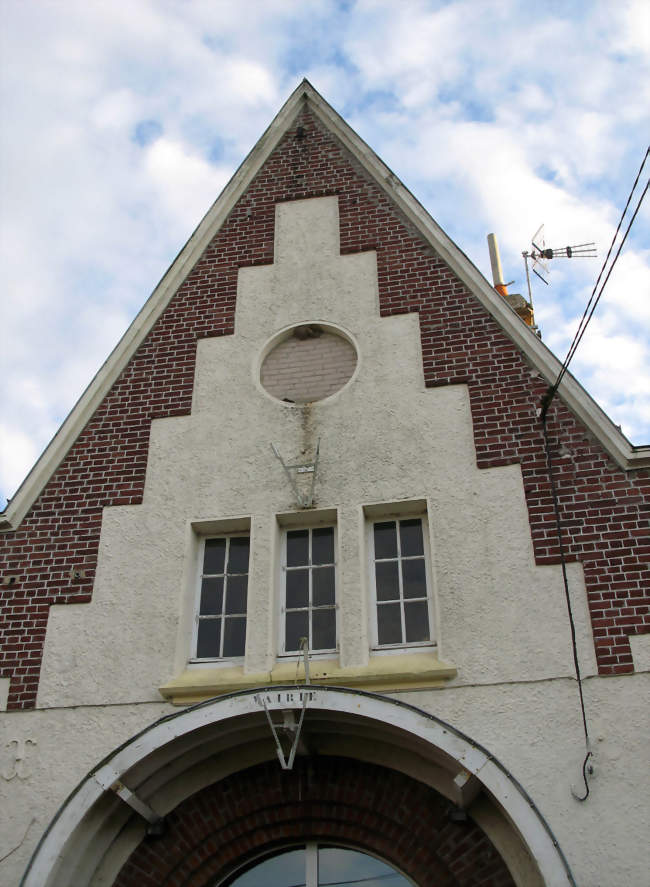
396;521;406;643
306;842;318;887
308;529;313;650
220;538;229;658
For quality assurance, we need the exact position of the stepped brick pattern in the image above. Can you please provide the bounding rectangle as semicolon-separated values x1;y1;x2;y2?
114;756;516;887
1;106;648;708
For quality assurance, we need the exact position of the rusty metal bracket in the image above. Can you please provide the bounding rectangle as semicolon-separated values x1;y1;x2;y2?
271;439;320;508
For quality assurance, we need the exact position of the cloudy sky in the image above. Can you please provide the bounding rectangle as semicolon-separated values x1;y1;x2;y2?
1;0;648;507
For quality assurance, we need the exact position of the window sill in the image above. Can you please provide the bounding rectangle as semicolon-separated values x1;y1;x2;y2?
159;652;457;705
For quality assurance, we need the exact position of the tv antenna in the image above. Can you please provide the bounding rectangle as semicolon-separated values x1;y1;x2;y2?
523;225;597;302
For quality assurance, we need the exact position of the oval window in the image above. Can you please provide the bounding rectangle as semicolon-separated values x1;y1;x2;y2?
224;842;414;886
260;325;357;404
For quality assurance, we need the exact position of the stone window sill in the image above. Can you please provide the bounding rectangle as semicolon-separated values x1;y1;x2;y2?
159;652;457;705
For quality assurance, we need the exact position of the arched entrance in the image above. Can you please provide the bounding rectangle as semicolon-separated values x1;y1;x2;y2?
114;757;515;887
224;843;413;886
22;687;575;887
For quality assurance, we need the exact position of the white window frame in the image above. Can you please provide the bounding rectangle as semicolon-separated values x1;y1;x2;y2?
367;511;435;651
191;532;250;662
278;524;338;657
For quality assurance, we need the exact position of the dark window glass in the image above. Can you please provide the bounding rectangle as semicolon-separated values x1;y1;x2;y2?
203;538;226;574
287;530;309;566
374;521;397;559
286;610;309;652
199;577;223;615
377;602;402;645
223;617;246;657
375;561;399;601
312;608;336;650
284;527;337;654
374;517;431;648
402;558;426;599
286;569;309;608
228;848;305;887
225;575;247;614
318;846;411;885
400;518;424;557
227;845;410;887
198;536;250;660
405;600;430;643
196;619;221;658
312;527;334;564
227;537;250;573
313;566;335;606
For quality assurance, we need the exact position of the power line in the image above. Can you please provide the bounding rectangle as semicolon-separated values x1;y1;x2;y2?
282;873;401;887
557;176;649;389
540;145;649;420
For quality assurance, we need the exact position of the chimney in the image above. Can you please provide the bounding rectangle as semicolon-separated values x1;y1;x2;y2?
487;233;535;328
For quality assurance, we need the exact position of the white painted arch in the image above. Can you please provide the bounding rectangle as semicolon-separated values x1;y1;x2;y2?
22;686;576;887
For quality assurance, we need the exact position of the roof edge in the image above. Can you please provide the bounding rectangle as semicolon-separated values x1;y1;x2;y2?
300;84;650;472
2;81;647;531
0;81;309;531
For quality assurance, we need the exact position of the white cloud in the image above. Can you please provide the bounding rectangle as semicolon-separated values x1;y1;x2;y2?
143;137;232;233
1;0;648;504
0;426;47;502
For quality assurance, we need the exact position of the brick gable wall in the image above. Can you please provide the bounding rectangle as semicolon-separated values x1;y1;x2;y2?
1;107;648;709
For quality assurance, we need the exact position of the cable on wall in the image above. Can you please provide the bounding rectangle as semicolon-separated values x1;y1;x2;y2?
541;413;592;800
536;148;649;799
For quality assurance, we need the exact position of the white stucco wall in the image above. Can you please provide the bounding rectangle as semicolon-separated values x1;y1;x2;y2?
34;195;597;705
0;702;171;884
3;196;648;886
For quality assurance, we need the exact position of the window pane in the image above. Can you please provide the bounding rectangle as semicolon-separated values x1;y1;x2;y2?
400;518;424;557
199;577;223;615
402;558;426;599
228;848;306;887
405;600;430;643
287;530;309;566
375;561;399;601
313;566;335;605
374;521;397;559
227;537;250;573
225;575;247;614
286;610;309;652
203;538;226;574
196;619;221;658
223;616;246;657
377;602;402;645
312;527;334;564
312;608;336;650
286;569;309;608
318;847;411;885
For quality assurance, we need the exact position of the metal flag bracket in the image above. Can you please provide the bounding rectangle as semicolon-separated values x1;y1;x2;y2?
261;639;311;770
271;439;320;508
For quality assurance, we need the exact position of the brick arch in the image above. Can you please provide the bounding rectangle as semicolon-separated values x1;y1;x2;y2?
114;757;515;887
